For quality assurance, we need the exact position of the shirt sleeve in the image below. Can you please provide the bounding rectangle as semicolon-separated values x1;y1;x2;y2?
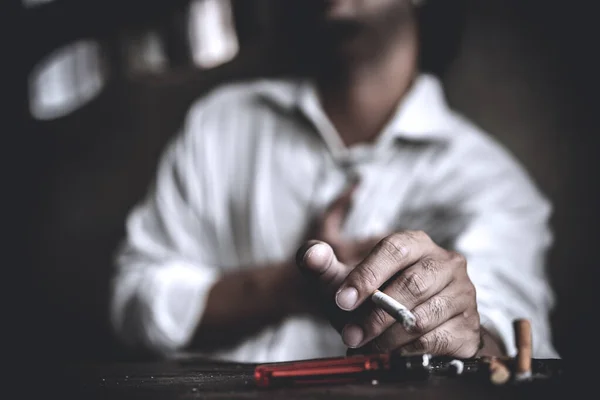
110;103;220;355
438;134;559;358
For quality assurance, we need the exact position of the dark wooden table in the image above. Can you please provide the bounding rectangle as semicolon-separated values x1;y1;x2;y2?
49;354;567;400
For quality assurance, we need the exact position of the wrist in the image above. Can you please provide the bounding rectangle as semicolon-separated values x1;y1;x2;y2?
278;260;315;315
477;327;507;357
252;261;309;315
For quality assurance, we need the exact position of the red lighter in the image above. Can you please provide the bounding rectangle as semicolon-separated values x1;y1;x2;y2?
254;353;431;388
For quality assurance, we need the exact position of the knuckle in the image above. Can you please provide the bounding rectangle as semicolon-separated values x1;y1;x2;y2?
411;230;431;242
412;309;430;334
448;251;467;268
459;281;477;301
420;257;439;273
366;308;390;335
379;234;410;262
429;296;449;322
462;306;480;325
412;296;450;334
400;272;428;300
359;263;380;289
466;282;477;299
430;330;452;354
469;312;481;331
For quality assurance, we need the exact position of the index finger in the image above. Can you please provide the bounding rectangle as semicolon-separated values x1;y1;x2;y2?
334;231;435;311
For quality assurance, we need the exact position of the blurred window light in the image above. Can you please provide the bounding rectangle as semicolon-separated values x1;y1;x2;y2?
122;30;168;75
22;0;53;7
189;0;239;69
28;40;106;121
25;0;106;120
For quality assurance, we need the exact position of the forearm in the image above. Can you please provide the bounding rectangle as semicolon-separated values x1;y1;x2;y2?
189;261;316;352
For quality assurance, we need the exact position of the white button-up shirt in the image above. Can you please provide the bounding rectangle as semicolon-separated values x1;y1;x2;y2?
110;74;559;362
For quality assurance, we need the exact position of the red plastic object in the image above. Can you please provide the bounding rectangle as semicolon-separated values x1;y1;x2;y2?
254;354;392;388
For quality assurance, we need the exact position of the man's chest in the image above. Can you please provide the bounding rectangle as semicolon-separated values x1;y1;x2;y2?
221;131;455;265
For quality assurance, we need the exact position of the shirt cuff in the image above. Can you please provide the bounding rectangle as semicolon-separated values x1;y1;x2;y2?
143;261;219;352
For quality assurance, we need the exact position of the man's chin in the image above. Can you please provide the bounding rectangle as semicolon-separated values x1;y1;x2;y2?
319;19;363;42
323;11;359;23
322;0;357;20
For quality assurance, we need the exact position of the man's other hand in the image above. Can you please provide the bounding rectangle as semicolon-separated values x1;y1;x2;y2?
307;181;386;267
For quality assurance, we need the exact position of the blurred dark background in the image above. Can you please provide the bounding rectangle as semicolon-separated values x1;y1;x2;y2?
11;0;599;366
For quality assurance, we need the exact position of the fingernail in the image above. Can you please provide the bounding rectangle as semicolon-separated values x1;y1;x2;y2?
296;242;324;267
342;325;364;348
305;243;330;265
336;287;358;310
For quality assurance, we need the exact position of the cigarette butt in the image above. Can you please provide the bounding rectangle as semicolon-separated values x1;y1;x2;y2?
449;359;465;376
371;290;416;330
489;358;511;385
513;319;532;380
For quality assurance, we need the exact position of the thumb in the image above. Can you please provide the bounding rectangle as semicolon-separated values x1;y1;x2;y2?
296;240;350;298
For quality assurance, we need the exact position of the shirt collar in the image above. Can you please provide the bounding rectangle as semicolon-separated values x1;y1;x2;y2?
384;74;454;142
256;73;455;144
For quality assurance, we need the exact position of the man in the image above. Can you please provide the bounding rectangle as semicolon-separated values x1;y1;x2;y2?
110;0;559;362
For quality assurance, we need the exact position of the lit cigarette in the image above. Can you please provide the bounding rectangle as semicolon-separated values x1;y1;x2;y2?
371;290;416;330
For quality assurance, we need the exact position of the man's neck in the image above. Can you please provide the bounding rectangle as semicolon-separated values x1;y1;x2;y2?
316;27;418;148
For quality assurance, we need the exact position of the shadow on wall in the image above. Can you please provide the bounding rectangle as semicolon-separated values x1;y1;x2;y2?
445;2;599;363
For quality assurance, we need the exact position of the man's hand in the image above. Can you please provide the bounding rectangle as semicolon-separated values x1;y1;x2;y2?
297;231;492;358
